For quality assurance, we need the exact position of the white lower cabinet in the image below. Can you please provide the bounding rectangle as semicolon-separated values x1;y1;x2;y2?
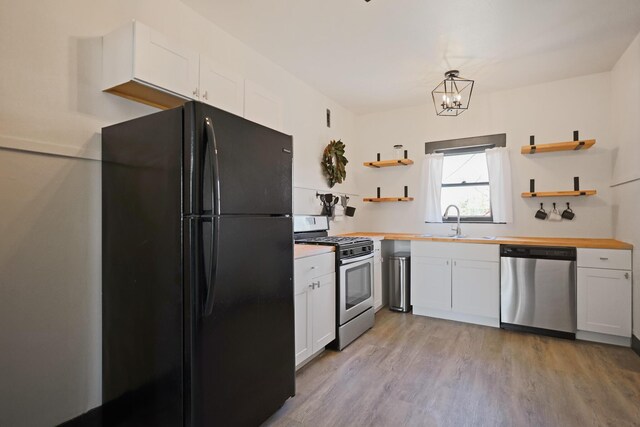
411;256;451;311
294;282;312;364
294;253;335;368
411;242;499;327
311;273;336;351
452;259;499;318
373;241;383;311
576;248;632;346
577;267;632;338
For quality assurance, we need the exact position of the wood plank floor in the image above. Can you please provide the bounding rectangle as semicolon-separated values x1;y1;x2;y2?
264;310;640;427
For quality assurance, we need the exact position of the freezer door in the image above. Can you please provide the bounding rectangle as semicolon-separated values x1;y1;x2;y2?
185;101;293;216
189;216;295;426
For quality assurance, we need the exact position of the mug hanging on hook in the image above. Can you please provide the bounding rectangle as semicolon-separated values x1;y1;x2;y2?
548;203;562;221
535;203;547;220
562;203;575;220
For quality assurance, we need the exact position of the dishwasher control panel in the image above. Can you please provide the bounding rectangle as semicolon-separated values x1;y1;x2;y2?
500;245;576;261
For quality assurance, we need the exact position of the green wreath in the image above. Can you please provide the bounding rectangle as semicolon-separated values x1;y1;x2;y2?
321;140;348;188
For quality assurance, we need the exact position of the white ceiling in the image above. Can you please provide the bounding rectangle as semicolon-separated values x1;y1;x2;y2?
182;0;640;114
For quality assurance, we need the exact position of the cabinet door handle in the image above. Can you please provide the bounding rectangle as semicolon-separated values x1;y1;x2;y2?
192;88;199;97
599;257;609;261
309;282;315;289
446;260;449;265
203;90;208;100
625;272;630;279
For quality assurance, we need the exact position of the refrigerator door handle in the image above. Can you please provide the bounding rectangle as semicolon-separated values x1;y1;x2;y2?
203;217;220;317
204;117;221;215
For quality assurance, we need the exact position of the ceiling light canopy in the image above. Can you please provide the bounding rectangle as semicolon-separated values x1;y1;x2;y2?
431;70;474;117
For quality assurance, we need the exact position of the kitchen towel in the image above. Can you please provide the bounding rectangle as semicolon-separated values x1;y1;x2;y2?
333;204;345;221
422;153;444;222
485;147;514;223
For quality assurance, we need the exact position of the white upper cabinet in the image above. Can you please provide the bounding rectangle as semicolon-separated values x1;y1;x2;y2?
244;80;284;132
103;22;285;125
103;21;199;109
199;57;245;116
133;22;199;99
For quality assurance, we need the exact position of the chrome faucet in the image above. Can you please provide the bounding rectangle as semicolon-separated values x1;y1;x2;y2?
443;204;462;237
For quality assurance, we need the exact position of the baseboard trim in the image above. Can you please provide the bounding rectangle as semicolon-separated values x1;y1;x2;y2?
295;347;326;371
412;306;499;328
57;405;102;426
575;330;630;347
632;334;640;357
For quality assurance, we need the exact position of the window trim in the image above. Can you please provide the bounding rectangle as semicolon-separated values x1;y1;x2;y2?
425;133;506;155
425;133;506;224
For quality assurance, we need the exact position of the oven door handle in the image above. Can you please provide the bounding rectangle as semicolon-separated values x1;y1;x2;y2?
341;254;374;265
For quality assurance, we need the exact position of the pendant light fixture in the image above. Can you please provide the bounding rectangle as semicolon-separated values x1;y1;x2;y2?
431;70;474;117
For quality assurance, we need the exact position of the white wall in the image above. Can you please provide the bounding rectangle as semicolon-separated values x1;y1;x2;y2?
610;31;640;338
0;150;102;426
354;73;614;238
0;1;359;425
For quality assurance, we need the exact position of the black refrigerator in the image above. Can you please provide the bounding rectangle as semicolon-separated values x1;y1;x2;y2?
102;101;295;426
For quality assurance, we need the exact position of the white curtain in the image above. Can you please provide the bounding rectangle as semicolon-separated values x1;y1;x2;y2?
485;147;513;223
422;153;444;222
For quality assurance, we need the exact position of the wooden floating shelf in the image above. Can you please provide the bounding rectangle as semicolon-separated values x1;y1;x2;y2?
363;159;414;168
363;197;414;203
521;190;597;198
521;139;595;155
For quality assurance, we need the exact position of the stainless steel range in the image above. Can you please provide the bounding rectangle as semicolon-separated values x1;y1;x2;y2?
294;215;375;350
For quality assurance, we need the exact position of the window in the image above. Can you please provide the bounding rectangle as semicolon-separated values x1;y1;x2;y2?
425;134;506;223
441;149;492;222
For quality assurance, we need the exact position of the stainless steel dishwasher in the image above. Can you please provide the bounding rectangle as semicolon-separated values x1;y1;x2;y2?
500;245;577;339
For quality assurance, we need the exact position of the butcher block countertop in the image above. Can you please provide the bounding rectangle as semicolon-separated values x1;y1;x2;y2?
339;232;633;250
294;244;335;259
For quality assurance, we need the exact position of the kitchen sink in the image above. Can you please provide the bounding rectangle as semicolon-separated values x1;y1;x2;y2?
416;233;466;238
416;234;496;240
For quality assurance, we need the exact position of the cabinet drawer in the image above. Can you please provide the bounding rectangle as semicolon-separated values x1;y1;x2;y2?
577;249;631;270
295;252;335;284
